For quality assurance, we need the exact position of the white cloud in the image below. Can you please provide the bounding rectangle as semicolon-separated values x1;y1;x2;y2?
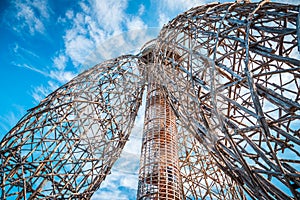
126;16;147;31
65;34;94;66
83;27;160;67
13;60;74;85
59;0;158;68
158;0;201;12
63;0;205;64
32;81;59;102
155;0;205;28
13;63;48;77
91;0;128;34
66;10;74;19
9;0;51;35
79;1;90;13
92;189;129;200
13;43;40;59
61;3;106;67
159;13;169;27
125;17;149;46
49;70;76;83
138;4;145;16
0;105;26;133
53;53;68;70
31;0;51;19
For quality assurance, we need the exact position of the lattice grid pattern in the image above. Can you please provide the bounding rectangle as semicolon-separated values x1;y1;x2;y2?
1;1;300;200
0;56;144;199
154;1;300;199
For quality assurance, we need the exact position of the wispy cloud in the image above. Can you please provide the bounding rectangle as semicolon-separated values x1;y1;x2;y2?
155;0;205;27
65;34;95;66
13;61;75;84
138;4;145;16
52;53;68;70
0;105;26;134
56;0;157;68
91;0;128;34
49;70;76;83
61;4;106;67
126;16;147;32
7;0;51;35
13;43;40;59
158;0;202;12
92;152;140;199
32;81;59;102
13;63;49;77
30;69;75;102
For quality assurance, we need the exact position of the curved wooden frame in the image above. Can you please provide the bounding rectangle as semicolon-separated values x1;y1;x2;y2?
1;1;299;199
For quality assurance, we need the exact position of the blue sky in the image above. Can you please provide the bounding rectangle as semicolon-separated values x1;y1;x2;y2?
0;0;214;134
0;0;299;199
0;0;210;199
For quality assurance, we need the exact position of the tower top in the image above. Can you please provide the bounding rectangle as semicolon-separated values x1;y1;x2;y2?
140;40;181;65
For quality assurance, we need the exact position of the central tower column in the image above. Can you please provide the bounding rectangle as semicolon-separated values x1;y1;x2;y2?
137;46;182;199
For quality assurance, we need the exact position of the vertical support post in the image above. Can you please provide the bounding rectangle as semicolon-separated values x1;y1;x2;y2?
137;47;182;199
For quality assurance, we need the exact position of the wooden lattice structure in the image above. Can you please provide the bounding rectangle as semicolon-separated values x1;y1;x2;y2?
1;1;300;199
0;56;145;199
